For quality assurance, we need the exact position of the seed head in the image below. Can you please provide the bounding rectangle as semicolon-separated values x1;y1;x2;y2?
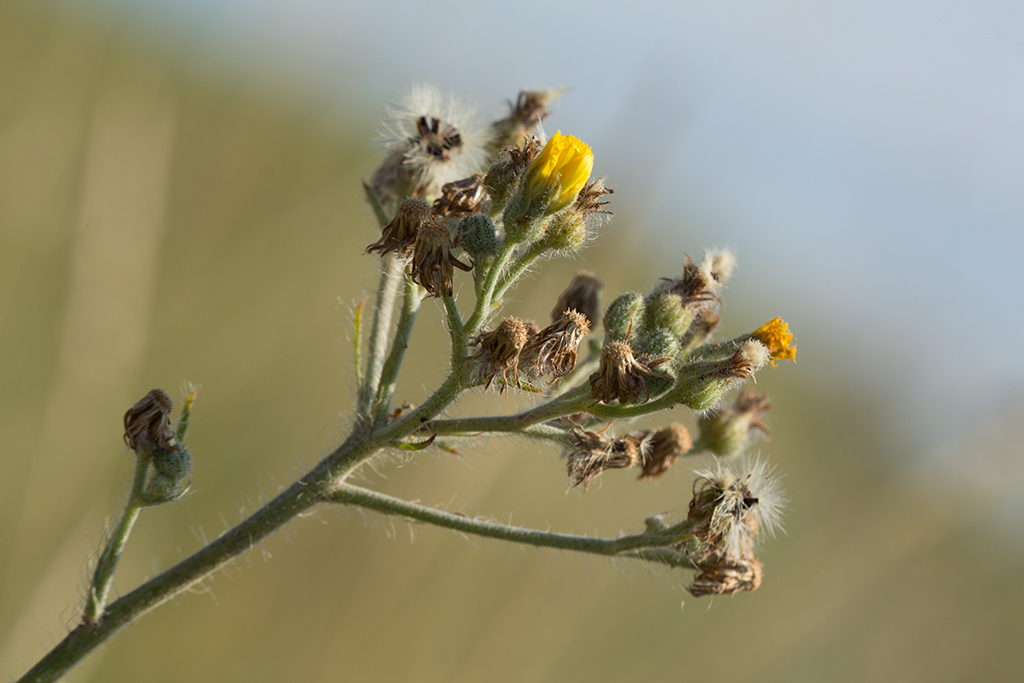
688;556;764;597
370;85;491;208
432;173;489;217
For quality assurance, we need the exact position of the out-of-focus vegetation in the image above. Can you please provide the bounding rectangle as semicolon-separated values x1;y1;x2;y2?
2;3;1022;682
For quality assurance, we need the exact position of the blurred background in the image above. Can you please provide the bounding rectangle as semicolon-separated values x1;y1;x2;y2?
2;0;1023;681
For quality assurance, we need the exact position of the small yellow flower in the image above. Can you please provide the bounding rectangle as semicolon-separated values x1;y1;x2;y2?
752;317;797;367
523;131;594;215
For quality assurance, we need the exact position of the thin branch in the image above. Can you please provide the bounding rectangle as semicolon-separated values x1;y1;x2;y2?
373;276;422;424
358;257;404;417
326;482;697;564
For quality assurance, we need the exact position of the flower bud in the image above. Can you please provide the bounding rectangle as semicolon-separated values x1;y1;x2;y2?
644;292;696;338
674;340;769;410
751;317;797;367
456;215;501;262
503;132;593;241
602;292;645;343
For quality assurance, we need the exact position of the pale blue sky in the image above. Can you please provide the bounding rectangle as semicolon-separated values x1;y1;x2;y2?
71;0;1024;453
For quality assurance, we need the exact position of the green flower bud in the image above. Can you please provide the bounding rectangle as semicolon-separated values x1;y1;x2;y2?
644;292;696;338
457;215;500;261
142;444;192;505
603;292;646;343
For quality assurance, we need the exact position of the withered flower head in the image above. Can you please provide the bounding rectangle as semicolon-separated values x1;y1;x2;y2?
688;556;764;597
697;389;771;457
687;458;785;563
470;317;532;391
566;428;643;491
638;424;693;480
369;86;491;208
124;389;176;454
490;88;563;149
432;173;489;217
589;340;672;405
483;137;543;211
551;271;603;325
521;309;590;381
655;254;723;307
365;197;430;257
410;217;472;297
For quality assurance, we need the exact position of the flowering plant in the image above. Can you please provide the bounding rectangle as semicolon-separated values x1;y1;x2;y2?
18;86;794;683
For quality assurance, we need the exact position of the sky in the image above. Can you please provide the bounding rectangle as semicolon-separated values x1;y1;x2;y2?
63;0;1024;452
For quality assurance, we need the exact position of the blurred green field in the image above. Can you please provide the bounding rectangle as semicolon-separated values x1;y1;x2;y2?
2;3;1022;682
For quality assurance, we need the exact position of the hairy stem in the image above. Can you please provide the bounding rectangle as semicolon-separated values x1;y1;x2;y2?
373;276;422;425
358;257;405;416
82;453;151;624
327;482;697;562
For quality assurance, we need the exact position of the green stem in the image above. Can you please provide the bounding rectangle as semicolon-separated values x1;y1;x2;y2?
373;277;422;425
326;482;697;562
424;384;593;437
82;453;151;624
358;257;405;417
493;240;547;302
465;238;519;338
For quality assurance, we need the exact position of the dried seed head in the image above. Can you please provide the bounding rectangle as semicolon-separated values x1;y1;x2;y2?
409;217;472;297
688;556;764;597
124;389;176;454
654;255;723;308
566;428;643;490
366;197;431;257
370;86;491;208
751;317;797;367
470;317;532;391
589;340;672;405
687;458;785;563
638;424;693;480
490;88;563;150
705;249;737;286
551;271;603;325
697;389;772;457
432;173;489;217
521;309;590;381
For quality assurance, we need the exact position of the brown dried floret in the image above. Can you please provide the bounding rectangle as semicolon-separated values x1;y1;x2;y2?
470;317;531;391
637;424;693;480
688;556;763;597
656;255;721;306
566;428;643;490
432;173;489;216
409;217;472;297
520;309;590;381
124;389;176;454
589;340;672;405
490;89;560;149
550;271;603;325
572;178;613;219
366;197;431;257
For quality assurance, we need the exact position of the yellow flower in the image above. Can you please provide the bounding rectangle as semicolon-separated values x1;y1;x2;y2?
752;317;797;367
523;131;594;215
